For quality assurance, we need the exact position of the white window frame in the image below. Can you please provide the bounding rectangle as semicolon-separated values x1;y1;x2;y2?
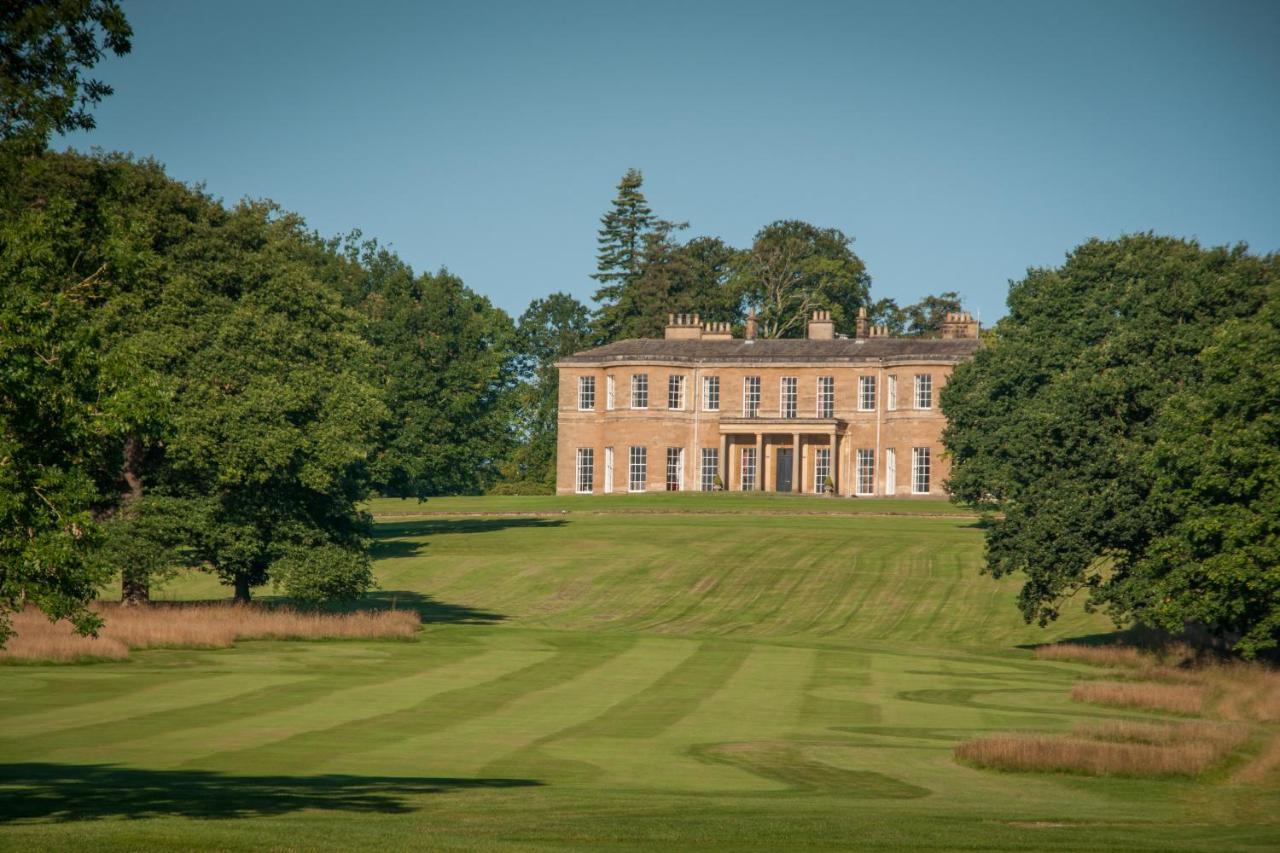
887;375;897;411
884;448;896;496
914;374;932;410
817;376;834;418
702;375;720;411
743;375;761;417
780;376;797;419
665;447;684;491
631;373;648;409
740;446;757;491
700;448;718;491
575;448;594;494
912;446;931;495
858;375;876;412
577;376;596;411
668;374;685;410
606;375;616;410
856;448;875;496
604;447;614;493
814;447;832;495
629;446;647;492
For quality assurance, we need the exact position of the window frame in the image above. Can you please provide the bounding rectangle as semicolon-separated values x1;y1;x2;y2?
858;375;876;412
914;374;932;410
887;375;897;411
577;375;596;411
606;375;616;410
743;375;761;417
701;375;720;411
575;448;594;494
817;376;835;418
631;373;648;409
667;374;685;410
780;376;798;419
665;447;684;491
814;446;832;495
628;446;647;493
911;446;931;495
740;446;757;491
856;448;875;496
700;448;719;491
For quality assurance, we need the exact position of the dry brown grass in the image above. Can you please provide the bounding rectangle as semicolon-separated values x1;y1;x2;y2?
1034;643;1148;668
956;733;1230;777
0;603;421;664
1071;680;1208;715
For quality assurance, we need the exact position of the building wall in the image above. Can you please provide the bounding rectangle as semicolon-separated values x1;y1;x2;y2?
556;359;960;497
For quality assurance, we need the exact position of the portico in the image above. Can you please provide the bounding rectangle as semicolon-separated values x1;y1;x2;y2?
718;417;841;494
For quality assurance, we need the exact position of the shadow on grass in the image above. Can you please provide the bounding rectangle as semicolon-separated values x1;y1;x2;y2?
0;763;541;822
357;591;507;625
376;517;568;541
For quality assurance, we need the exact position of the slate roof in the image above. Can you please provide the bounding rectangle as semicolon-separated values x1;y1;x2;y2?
559;337;981;365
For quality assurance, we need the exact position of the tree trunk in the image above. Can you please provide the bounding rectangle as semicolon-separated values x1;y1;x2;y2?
233;574;252;604
119;434;149;606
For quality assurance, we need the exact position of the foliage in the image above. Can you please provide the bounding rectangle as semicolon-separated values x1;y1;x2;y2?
868;291;964;336
499;292;592;492
941;234;1276;654
1136;283;1280;656
591;168;654;299
0;0;131;150
732;220;871;338
331;240;518;498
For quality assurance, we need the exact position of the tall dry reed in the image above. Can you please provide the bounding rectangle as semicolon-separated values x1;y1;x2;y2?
1;603;420;664
956;734;1225;777
1071;680;1207;715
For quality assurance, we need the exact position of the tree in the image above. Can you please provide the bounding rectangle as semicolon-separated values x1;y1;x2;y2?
591;168;658;340
941;235;1275;653
867;291;965;337
1135;284;1280;656
499;293;593;491
733;220;871;338
1;0;132;151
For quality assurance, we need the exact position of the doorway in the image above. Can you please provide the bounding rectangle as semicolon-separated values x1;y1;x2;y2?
775;447;793;492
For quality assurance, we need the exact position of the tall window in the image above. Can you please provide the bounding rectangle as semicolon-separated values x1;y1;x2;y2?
884;448;896;496
887;375;897;411
631;373;648;409
914;374;932;409
629;446;647;492
780;377;797;418
858;375;876;411
740;447;757;491
668;374;685;410
856;448;875;496
606;375;616;410
666;447;684;491
577;376;595;410
814;447;832;494
604;447;614;493
700;448;718;491
575;448;594;494
817;376;834;418
912;447;931;494
702;375;720;411
743;376;761;417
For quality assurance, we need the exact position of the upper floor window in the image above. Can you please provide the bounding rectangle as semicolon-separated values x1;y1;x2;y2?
577;376;596;410
914;374;933;409
743;376;761;417
702;375;720;411
780;377;797;419
887;375;897;411
668;374;685;410
606;375;616;410
631;373;648;409
858;375;876;412
817;376;834;418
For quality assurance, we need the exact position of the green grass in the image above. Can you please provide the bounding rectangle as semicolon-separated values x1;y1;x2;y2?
2;495;1276;851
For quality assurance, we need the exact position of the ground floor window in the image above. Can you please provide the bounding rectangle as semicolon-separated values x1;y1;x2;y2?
856;448;874;496
741;447;757;491
884;447;896;496
912;446;931;494
629;446;647;492
700;448;718;491
604;447;614;493
814;446;832;494
575;448;594;494
666;447;684;491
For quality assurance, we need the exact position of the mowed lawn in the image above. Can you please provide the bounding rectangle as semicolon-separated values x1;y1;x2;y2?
2;495;1277;851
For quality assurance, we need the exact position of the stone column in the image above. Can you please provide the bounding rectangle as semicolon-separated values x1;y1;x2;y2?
791;433;800;493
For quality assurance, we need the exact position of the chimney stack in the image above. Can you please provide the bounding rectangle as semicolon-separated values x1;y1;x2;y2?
702;320;733;341
745;310;757;341
939;311;980;339
807;310;834;340
855;306;869;339
664;312;703;340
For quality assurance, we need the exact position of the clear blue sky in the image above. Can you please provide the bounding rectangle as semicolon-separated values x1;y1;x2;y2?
65;0;1280;322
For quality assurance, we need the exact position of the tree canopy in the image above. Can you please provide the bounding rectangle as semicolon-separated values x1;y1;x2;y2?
941;234;1278;655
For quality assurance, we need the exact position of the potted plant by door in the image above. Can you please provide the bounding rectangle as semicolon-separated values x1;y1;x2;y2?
823;475;835;496
713;474;724;492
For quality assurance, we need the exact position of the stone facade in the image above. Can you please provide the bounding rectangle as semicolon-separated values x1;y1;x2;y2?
555;310;980;497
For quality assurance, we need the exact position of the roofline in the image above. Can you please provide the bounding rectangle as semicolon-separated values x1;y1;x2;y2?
555;355;974;368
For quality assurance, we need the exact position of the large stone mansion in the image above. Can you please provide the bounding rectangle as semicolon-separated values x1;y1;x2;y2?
555;308;980;497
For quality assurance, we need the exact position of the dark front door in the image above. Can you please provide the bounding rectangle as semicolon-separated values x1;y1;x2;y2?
775;448;793;492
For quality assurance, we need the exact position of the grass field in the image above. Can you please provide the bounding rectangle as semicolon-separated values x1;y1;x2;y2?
2;494;1277;851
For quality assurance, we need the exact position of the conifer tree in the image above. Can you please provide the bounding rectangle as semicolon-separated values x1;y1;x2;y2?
591;168;655;340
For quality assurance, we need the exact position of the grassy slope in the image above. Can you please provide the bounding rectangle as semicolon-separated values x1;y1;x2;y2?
2;495;1276;851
